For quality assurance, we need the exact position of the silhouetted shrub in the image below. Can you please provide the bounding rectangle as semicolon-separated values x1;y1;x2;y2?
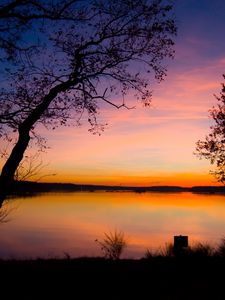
95;230;127;260
144;241;216;258
186;242;214;257
216;237;225;257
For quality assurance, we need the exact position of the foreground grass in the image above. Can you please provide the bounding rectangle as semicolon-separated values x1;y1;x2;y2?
1;256;225;300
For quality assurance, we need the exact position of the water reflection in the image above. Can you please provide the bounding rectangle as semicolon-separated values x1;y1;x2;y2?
0;200;17;224
0;192;225;259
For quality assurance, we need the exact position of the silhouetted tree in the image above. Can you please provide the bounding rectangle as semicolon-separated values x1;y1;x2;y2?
0;0;176;202
196;74;225;184
1;150;55;181
0;0;87;61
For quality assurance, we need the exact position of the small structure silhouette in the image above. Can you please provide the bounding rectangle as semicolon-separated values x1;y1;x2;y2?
174;235;188;255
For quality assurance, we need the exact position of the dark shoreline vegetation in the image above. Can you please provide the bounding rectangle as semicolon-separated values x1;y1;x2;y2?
7;180;225;196
2;188;225;299
1;256;225;299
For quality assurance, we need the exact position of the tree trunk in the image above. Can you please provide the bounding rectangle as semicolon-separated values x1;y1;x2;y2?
1;129;30;182
0;127;30;206
0;78;76;206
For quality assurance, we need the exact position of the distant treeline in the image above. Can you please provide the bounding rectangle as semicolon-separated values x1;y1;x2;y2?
8;181;225;195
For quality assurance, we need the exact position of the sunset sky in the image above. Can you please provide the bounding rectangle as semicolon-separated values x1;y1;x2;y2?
2;0;225;187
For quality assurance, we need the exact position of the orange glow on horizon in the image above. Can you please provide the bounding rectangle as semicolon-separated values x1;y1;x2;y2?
41;171;220;187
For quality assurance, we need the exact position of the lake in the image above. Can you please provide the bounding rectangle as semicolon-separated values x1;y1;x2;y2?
0;191;225;259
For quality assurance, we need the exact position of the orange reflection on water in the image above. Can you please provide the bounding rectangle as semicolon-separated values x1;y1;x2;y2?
0;192;225;259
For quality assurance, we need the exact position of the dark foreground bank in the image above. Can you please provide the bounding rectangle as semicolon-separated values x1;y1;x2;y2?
1;257;225;299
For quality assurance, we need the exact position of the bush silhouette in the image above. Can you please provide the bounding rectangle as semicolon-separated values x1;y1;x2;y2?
145;243;174;258
96;230;127;260
216;237;225;257
186;242;214;257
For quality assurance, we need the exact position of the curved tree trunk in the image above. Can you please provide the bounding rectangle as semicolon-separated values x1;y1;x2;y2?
1;128;30;182
0;78;76;206
0;127;30;205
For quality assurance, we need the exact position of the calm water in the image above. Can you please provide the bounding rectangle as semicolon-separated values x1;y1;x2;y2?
0;191;225;259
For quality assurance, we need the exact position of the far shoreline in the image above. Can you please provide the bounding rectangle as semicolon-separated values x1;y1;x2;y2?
8;180;225;195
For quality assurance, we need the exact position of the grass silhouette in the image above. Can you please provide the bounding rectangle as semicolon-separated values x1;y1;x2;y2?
1;237;225;299
95;229;127;260
216;237;225;257
1;255;225;300
144;240;223;258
